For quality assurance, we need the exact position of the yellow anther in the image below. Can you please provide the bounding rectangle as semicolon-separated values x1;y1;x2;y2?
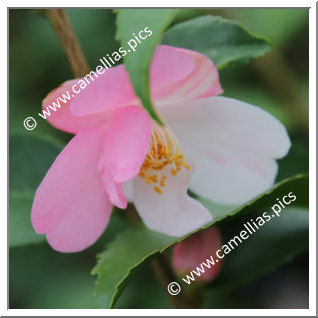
139;123;190;194
181;162;191;170
154;186;163;194
171;169;177;176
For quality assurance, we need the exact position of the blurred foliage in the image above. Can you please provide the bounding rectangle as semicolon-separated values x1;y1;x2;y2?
224;9;308;48
9;8;309;309
10;192;45;247
163;15;271;68
9;134;62;247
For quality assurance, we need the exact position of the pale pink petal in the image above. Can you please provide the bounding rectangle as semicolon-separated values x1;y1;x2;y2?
31;127;112;253
70;65;138;117
172;226;223;282
160;96;291;205
98;106;151;209
132;165;212;237
41;79;107;134
188;148;278;205
154;47;223;106
150;45;196;92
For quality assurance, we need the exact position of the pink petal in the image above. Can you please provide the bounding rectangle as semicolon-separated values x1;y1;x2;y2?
69;45;222;119
150;45;196;93
31;127;112;253
154;46;223;106
70;46;197;117
132;165;212;237
172;227;223;283
41;79;107;134
98;106;151;209
70;65;138;117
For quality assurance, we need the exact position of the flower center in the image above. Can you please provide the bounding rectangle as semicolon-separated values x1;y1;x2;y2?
139;122;190;194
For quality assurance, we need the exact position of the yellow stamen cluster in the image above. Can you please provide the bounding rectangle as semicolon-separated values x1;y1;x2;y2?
139;124;190;194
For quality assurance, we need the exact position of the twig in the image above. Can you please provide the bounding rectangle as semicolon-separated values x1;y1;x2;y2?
126;205;196;308
150;253;197;308
45;9;90;77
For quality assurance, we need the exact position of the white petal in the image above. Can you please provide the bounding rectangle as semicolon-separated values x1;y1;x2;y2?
160;96;291;205
122;180;134;202
160;96;291;158
188;147;278;205
132;166;212;237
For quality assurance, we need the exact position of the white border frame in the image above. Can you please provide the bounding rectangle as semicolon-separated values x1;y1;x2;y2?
3;1;316;316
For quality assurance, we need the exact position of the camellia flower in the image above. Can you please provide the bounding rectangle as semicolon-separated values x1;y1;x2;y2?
172;226;223;283
31;45;291;252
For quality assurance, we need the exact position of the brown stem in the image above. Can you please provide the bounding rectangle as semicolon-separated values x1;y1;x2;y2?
45;9;90;77
150;254;198;309
126;205;195;308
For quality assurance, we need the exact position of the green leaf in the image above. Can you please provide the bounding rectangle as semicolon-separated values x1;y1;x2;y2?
92;174;308;308
9;134;63;247
207;207;308;293
9;192;46;247
115;9;179;125
162;15;271;69
10;134;63;192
